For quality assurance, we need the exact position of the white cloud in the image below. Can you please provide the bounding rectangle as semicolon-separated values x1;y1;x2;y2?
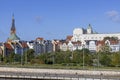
106;10;120;23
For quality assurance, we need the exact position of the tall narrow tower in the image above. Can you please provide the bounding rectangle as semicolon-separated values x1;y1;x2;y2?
87;24;93;34
11;14;16;34
8;14;20;42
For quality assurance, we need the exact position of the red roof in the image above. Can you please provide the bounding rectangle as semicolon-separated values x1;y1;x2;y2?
66;35;73;41
21;42;28;48
4;43;13;50
96;41;105;46
109;40;119;45
96;40;119;46
72;41;81;45
36;37;44;41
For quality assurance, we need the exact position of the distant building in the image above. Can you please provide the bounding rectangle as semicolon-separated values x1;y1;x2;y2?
4;42;14;56
52;40;60;52
45;40;53;53
0;43;4;56
27;41;34;49
59;40;68;51
33;38;45;55
96;40;120;52
72;24;120;42
29;37;53;55
59;24;120;52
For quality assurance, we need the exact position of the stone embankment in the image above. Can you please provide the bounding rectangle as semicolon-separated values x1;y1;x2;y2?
0;67;120;76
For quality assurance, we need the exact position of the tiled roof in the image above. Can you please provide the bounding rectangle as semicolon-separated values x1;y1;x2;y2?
96;40;119;46
4;43;13;50
66;35;73;41
72;41;81;45
21;42;28;48
109;40;119;45
36;37;44;41
96;41;105;46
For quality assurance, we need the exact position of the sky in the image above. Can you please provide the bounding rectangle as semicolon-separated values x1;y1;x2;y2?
0;0;120;42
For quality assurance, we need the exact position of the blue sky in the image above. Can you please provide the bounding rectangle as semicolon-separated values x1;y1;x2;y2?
0;0;120;42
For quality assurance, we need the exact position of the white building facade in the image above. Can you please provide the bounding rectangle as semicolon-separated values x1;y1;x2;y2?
70;24;120;52
72;26;120;42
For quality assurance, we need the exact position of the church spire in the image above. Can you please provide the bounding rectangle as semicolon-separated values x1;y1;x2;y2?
8;14;20;42
11;14;16;34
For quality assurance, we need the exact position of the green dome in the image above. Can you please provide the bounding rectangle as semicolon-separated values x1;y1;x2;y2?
8;33;20;41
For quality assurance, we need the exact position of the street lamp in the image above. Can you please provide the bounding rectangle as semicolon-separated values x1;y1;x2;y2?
97;52;100;69
52;52;55;64
82;45;85;69
21;48;23;66
119;40;120;51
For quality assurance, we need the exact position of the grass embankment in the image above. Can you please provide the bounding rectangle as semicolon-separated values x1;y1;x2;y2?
0;63;120;71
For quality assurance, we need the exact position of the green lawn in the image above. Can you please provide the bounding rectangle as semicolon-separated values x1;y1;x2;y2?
0;63;120;71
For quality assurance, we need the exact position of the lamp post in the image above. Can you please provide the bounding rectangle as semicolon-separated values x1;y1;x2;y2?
21;48;23;66
25;51;27;64
52;52;55;64
21;51;22;66
82;45;85;69
97;52;99;69
119;40;120;51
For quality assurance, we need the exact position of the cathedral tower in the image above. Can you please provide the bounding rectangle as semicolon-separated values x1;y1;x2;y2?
8;14;20;42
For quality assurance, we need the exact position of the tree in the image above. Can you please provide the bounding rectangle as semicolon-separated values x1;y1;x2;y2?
72;50;82;63
84;53;93;66
46;53;54;64
0;54;3;62
14;54;21;63
99;53;111;66
101;45;111;53
9;53;15;64
103;37;111;41
64;50;71;63
104;37;118;41
24;49;35;64
38;53;47;64
55;51;65;64
111;53;120;67
3;56;8;64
